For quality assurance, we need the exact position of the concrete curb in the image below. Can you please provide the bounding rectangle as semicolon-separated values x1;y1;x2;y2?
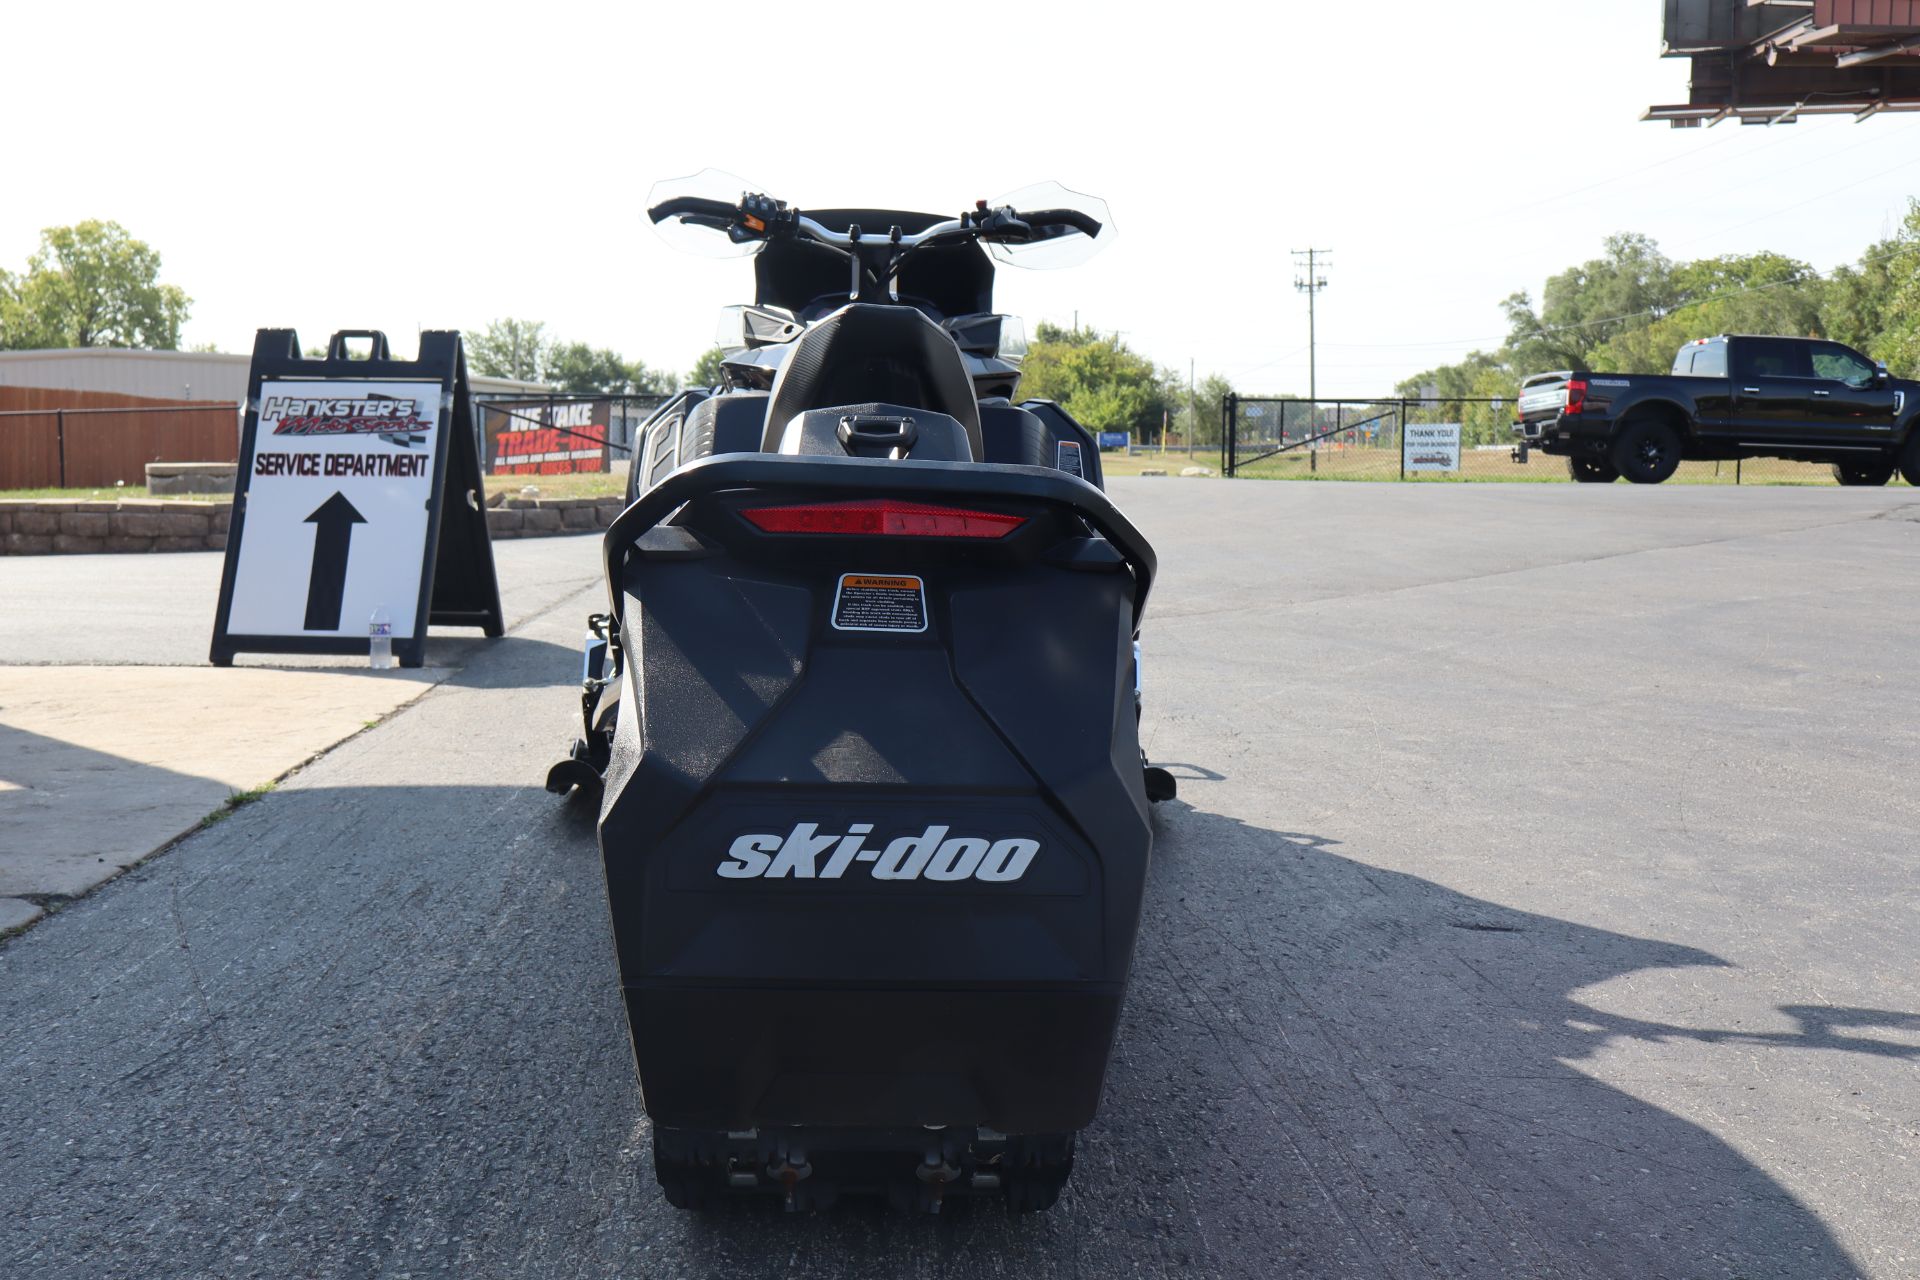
0;665;447;937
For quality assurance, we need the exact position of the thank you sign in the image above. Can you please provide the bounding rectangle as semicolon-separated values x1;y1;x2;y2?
1405;423;1462;473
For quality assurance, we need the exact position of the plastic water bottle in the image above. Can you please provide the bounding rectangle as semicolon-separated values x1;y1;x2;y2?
369;606;394;669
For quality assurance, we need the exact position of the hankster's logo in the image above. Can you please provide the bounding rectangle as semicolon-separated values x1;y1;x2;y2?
266;395;432;448
719;823;1039;882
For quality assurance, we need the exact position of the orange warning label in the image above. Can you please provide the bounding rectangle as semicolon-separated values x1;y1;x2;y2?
833;573;927;633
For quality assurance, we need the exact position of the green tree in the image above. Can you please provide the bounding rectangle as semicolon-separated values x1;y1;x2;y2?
1395;225;1920;401
687;346;729;387
1032;320;1097;347
0;220;191;350
1502;232;1676;372
545;341;670;394
1875;200;1920;376
1184;373;1237;446
466;318;548;382
1822;237;1902;360
1397;348;1513;400
1589;251;1825;373
1018;327;1171;434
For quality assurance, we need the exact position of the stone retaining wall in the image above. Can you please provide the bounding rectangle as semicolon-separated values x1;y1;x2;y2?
0;495;624;554
484;496;626;539
0;500;232;555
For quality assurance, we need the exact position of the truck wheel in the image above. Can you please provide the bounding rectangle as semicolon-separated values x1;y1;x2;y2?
1832;461;1894;487
1568;457;1619;483
1611;418;1682;484
1900;434;1920;488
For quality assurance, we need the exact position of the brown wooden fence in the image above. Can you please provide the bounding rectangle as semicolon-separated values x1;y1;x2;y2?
0;387;240;489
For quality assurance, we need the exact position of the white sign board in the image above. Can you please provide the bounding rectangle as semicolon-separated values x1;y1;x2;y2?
1405;422;1462;473
225;380;446;638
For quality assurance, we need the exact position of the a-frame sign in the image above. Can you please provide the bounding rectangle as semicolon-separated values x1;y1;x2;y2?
210;329;505;669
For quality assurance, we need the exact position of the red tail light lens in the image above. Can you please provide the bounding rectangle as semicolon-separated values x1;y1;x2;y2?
1565;378;1589;415
740;498;1026;539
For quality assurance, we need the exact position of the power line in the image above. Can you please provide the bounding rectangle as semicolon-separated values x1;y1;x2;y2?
1677;149;1920;245
1293;249;1331;400
1311;231;1917;356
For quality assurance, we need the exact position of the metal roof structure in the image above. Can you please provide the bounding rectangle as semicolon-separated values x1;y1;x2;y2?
1647;0;1920;125
0;347;552;404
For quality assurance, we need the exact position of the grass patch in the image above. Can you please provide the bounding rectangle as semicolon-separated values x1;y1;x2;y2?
0;486;228;502
1100;451;1220;478
483;469;628;503
1224;447;1911;486
201;782;276;828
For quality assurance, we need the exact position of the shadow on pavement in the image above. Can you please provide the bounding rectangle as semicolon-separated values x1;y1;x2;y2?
1087;801;1893;1278
436;634;583;690
0;785;1899;1279
0;722;229;901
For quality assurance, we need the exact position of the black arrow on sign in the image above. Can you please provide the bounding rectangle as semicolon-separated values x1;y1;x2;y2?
302;491;367;631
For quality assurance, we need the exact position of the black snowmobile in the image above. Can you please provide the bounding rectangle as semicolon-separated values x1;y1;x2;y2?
548;171;1174;1213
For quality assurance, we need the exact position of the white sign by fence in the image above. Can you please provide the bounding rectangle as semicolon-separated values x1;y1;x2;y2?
225;380;446;639
1405;422;1462;473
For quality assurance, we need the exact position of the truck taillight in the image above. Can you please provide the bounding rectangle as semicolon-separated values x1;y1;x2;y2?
740;498;1026;539
1565;379;1589;415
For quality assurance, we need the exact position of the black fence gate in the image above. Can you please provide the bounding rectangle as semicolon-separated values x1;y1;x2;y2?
1219;395;1870;484
1220;396;1542;482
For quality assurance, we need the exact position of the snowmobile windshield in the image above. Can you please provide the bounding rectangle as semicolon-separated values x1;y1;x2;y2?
647;169;767;258
982;182;1114;270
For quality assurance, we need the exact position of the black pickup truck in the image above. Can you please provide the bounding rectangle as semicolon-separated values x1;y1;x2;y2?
1513;335;1920;485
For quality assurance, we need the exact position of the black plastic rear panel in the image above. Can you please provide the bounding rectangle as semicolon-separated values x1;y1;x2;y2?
597;490;1149;1133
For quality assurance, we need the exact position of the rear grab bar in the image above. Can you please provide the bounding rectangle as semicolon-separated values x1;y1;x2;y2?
601;454;1157;635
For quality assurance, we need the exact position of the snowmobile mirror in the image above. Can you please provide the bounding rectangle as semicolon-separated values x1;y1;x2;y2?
714;305;802;351
943;314;1027;361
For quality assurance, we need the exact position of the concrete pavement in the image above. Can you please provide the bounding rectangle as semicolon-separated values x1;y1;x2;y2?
0;535;606;931
0;665;442;909
3;482;1918;1277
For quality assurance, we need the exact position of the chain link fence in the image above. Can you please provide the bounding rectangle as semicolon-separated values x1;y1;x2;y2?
1221;397;1910;485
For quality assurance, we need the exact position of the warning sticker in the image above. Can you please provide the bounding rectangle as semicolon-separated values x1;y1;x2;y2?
832;573;928;633
1056;439;1085;479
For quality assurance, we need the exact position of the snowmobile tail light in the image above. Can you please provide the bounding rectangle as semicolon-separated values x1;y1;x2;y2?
741;498;1025;539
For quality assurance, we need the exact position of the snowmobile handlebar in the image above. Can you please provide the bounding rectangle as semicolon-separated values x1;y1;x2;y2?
1007;208;1103;238
602;455;1155;637
646;197;1101;250
647;195;741;226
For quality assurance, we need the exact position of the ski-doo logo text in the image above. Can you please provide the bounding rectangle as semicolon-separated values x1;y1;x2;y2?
719;824;1039;883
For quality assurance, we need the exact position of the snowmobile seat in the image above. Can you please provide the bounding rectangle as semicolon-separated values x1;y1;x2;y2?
763;304;983;458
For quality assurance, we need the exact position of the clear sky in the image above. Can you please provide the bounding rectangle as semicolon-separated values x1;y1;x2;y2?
5;1;1917;394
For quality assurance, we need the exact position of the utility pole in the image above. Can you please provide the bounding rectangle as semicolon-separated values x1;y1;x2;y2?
1292;248;1331;401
